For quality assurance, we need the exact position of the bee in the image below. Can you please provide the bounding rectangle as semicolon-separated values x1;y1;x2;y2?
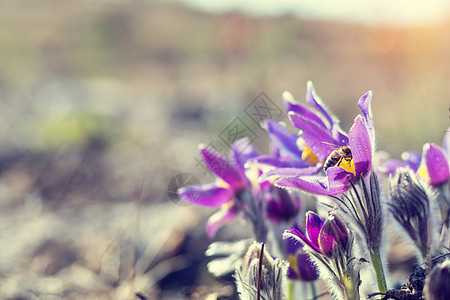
323;145;352;173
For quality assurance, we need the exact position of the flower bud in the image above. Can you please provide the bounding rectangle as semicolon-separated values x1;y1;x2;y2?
319;214;348;257
234;242;288;300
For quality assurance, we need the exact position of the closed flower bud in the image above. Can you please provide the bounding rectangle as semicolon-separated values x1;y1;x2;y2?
319;214;348;257
234;242;288;300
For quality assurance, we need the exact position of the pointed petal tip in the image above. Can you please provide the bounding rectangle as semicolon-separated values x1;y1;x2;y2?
282;91;295;103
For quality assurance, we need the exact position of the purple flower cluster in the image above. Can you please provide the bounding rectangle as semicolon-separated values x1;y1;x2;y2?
177;82;450;300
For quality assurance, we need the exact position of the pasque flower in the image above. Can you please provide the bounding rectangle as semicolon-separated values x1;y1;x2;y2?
284;212;366;300
234;242;288;300
379;143;449;187
285;211;349;258
285;224;318;282
253;82;353;181
178;137;301;239
275;89;375;196
177;137;259;237
388;168;435;261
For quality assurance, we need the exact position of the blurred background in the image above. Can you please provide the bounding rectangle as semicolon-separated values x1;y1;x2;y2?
0;0;449;299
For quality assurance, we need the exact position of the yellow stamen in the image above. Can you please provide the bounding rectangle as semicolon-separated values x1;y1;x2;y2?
416;162;430;183
297;138;320;166
222;199;235;210
288;255;299;274
215;178;230;189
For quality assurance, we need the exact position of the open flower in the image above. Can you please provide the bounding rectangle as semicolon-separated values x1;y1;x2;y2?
285;224;318;281
251;82;352;181
276;108;373;195
284;212;366;299
285;211;348;258
177;138;259;236
378;129;450;187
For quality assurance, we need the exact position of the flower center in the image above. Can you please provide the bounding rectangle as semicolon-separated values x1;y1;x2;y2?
297;138;320;166
416;162;430;183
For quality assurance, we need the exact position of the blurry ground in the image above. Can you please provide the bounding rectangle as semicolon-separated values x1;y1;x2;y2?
0;0;448;299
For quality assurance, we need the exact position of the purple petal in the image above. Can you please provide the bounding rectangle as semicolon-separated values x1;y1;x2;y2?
261;165;322;181
319;215;348;257
378;159;408;175
177;183;232;207
424;143;450;185
349;115;372;177
288;112;339;161
199;144;246;191
266;187;300;223
251;155;310;168
275;167;353;195
284;228;322;254
262;120;302;159
205;204;240;237
286;224;303;254
283;91;328;130
331;127;350;146
295;252;319;281
305;81;335;129
357;91;375;149
401;151;422;172
231;137;260;170
306;211;323;249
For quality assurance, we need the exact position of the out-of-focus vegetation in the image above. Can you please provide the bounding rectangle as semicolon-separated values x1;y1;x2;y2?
0;0;448;299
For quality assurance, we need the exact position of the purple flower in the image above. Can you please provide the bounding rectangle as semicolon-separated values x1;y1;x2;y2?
251;82;353;181
276;112;373;195
378;129;450;187
284;212;348;258
285;225;318;281
377;150;421;176
177;138;259;237
416;143;449;186
265;186;301;224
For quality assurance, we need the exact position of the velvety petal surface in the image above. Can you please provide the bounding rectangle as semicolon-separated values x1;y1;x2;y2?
348;115;372;177
199;144;246;190
205;204;240;237
296;252;319;281
275;167;353;195
288;112;339;161
260;165;322;181
283;91;328;130
379;159;408;175
177;183;232;207
266;187;300;223
251;155;311;169
305;81;335;129
230;137;260;171
357;91;375;149
262;120;302;159
284;228;322;254
318;216;348;257
424;143;450;185
306;211;323;248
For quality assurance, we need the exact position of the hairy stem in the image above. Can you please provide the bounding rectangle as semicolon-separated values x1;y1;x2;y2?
370;248;388;293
